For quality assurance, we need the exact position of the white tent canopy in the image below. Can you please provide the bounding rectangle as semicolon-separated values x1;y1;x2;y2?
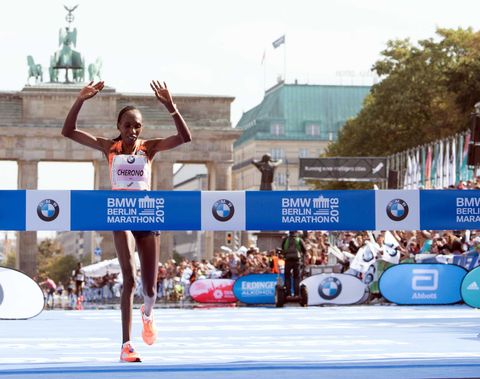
82;253;140;278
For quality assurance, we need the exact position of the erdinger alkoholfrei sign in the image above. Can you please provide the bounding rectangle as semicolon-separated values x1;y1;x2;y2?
299;157;387;182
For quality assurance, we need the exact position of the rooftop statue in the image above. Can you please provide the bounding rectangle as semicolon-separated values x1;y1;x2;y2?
26;55;43;84
252;153;283;190
50;5;85;83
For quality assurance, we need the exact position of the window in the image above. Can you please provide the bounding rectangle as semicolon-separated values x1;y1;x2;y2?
298;148;309;158
271;148;285;160
305;123;321;136
270;123;285;135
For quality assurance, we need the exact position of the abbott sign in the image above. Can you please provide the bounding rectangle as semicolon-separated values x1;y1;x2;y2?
379;264;466;305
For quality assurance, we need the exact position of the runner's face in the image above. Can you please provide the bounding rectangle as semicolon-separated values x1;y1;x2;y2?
117;110;143;146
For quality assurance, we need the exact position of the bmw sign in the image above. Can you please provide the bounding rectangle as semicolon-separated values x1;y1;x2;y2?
318;277;342;300
386;198;409;221
212;199;235;222
37;199;60;222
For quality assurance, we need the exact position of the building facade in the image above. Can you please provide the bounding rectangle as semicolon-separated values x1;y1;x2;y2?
233;82;371;190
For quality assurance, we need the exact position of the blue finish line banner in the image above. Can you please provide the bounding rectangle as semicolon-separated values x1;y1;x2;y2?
1;189;480;231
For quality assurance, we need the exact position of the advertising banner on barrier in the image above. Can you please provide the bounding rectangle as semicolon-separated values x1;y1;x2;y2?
233;274;278;304
189;279;236;303
461;266;480;308
70;190;201;231
379;263;467;305
420;190;480;230
300;273;367;305
246;190;375;231
0;266;45;319
0;190;25;231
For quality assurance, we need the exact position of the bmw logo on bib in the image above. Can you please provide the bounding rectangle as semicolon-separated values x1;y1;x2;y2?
37;199;60;222
386;199;409;221
127;156;135;164
212;199;235;222
318;277;342;300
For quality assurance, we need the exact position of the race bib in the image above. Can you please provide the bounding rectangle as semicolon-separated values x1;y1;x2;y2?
111;154;151;190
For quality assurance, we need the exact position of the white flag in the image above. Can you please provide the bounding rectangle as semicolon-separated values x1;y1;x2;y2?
444;139;450;187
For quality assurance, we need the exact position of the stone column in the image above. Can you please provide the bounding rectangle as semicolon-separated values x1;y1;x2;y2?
203;162;216;260
152;160;174;264
17;160;37;277
93;160;116;261
207;162;216;191
214;161;233;191
94;160;111;190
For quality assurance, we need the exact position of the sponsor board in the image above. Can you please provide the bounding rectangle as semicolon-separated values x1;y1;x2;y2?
0;190;25;230
201;191;246;231
461;266;480;308
420;190;480;230
379;263;467;305
375;190;420;231
189;279;237;303
71;190;200;230
300;273;367;305
246;190;375;231
0;266;44;319
26;190;71;231
233;274;278;304
299;157;387;181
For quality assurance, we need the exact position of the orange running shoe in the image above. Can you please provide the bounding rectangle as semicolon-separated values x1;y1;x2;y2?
120;341;141;362
140;304;157;345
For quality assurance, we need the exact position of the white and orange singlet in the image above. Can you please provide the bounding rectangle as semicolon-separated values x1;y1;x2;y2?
108;140;151;191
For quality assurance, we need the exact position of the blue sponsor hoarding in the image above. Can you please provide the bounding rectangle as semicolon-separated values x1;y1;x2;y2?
246;190;375;231
233;274;278;304
420;190;480;230
379;263;467;305
0;190;25;231
70;190;201;231
461;266;480;308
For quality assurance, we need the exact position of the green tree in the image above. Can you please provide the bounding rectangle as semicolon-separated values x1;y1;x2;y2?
320;27;480;189
37;238;77;285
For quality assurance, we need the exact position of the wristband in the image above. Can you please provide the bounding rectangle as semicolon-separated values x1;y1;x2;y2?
169;103;178;116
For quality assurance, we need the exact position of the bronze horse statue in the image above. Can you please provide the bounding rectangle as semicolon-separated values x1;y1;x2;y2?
27;55;43;84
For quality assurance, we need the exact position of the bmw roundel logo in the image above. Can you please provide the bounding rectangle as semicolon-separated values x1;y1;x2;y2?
37;199;60;222
127;156;135;164
318;277;342;300
386;198;409;221
212;199;235;222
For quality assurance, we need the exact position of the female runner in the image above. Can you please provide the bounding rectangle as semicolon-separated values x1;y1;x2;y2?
62;80;191;362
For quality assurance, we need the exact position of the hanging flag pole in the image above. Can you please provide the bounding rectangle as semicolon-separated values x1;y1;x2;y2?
272;34;286;83
261;49;267;91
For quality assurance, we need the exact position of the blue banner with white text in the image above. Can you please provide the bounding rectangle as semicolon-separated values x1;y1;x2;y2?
0;189;479;231
70;190;201;231
246;190;375;231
